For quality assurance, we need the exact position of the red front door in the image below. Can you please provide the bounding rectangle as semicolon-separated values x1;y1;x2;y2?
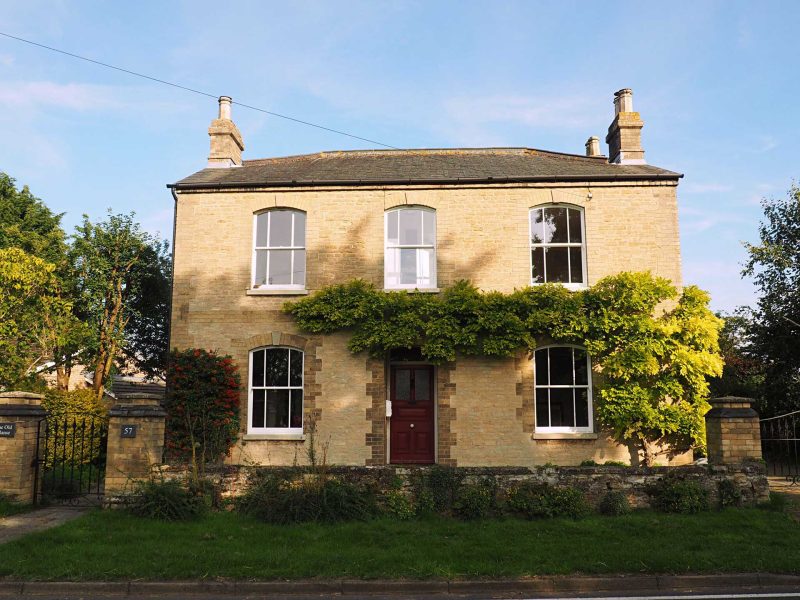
390;365;435;464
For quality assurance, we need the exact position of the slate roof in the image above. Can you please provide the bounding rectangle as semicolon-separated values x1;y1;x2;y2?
170;148;681;189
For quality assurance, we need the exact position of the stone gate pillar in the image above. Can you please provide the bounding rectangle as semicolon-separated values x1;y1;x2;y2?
705;396;762;464
0;392;46;504
104;393;166;497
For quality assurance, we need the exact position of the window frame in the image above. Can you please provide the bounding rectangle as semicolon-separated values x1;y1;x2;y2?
528;204;587;290
533;344;594;434
251;209;307;290
247;346;304;435
384;206;437;290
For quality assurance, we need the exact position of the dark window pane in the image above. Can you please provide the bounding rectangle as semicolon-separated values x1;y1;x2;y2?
549;347;573;385
395;369;410;401
268;250;291;285
535;349;548;385
293;212;306;247
252;349;264;387
530;209;544;244
266;390;290;427
265;348;288;387
256;213;269;247
574;349;589;385
544;207;568;243
549;388;575;427
532;247;544;283
576;389;589;427
400;249;417;284
545;247;569;282
293;249;306;286
568;208;582;243
254;250;267;285
269;211;293;247
536;389;549;428
569;247;583;284
290;389;303;428
289;350;303;386
252;389;266;428
414;368;431;402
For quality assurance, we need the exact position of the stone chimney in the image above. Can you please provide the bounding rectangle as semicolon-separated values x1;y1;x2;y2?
207;96;244;168
605;88;645;164
584;136;602;157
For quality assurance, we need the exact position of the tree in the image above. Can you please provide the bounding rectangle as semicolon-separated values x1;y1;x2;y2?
0;248;80;389
708;310;764;401
70;212;171;398
743;183;800;417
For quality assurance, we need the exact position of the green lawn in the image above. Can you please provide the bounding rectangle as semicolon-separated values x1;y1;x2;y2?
0;508;798;580
0;496;32;519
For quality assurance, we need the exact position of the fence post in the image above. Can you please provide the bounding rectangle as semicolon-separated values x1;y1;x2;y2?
104;393;166;498
705;396;762;464
0;392;46;504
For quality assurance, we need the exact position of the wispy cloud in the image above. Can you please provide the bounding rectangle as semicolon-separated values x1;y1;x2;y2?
0;54;14;67
683;182;734;194
0;81;128;111
443;94;601;130
680;205;750;235
753;135;778;153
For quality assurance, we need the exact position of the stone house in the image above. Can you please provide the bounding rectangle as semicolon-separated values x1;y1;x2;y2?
168;89;685;468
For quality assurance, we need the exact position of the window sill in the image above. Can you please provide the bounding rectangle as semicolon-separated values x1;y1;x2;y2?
246;288;309;296
383;288;440;294
533;432;598;440
242;433;306;441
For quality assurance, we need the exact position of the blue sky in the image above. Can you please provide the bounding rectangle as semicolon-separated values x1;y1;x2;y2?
1;0;798;311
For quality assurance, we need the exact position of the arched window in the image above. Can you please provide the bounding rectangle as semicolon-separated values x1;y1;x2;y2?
384;206;437;289
529;205;586;287
534;346;593;433
253;209;306;289
249;347;303;434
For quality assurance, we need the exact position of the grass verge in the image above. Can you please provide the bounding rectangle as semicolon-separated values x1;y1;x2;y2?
0;494;32;519
0;508;798;580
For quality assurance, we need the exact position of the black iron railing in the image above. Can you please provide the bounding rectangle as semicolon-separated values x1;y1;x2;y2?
760;409;800;485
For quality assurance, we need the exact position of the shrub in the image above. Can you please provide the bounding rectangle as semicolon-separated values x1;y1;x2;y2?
579;459;598;466
759;492;788;513
717;479;743;508
453;481;496;520
41;389;107;467
598;490;632;516
165;349;241;471
381;490;415;520
647;477;709;514
410;466;464;516
127;478;206;521
237;474;377;524
507;483;590;519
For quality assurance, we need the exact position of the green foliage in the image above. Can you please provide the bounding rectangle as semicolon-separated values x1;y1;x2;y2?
380;490;415;520
598;491;632;516
70;211;171;393
287;272;723;462
409;466;465;515
0;492;30;517
0;247;82;388
646;476;709;513
236;473;377;524
40;389;108;467
580;459;598;466
603;460;628;466
507;483;590;519
742;184;800;418
717;479;743;509
453;481;496;520
127;478;207;521
759;492;789;513
164;349;241;471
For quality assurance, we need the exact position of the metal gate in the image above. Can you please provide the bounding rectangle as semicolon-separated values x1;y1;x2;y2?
33;414;109;505
760;410;800;485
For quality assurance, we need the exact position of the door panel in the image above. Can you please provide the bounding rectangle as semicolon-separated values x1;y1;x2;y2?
390;365;435;464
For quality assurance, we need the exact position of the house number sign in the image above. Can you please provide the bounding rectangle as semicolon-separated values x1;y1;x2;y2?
0;423;16;438
120;424;138;438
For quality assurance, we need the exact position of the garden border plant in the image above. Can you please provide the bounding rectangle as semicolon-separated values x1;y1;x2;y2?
286;272;723;465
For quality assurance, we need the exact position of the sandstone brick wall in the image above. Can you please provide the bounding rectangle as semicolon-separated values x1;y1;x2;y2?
170;180;683;467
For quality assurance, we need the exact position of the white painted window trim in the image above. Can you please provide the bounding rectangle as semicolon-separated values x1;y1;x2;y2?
529;204;588;290
251;210;307;291
248;346;304;436
534;344;594;434
384;206;437;290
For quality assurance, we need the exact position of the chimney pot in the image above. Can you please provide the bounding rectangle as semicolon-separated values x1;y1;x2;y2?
605;88;645;165
218;96;233;120
585;136;601;157
614;88;634;114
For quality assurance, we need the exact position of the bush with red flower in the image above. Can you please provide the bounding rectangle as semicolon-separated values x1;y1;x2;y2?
165;348;241;474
